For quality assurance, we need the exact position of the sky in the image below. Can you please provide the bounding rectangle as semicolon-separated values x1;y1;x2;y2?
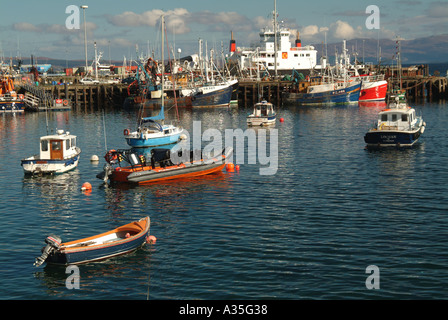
0;0;447;64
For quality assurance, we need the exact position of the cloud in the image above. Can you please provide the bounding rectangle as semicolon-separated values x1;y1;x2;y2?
106;8;251;34
331;20;356;39
426;1;448;18
13;22;40;32
12;21;98;35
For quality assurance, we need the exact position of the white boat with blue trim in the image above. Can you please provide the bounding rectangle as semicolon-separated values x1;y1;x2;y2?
247;100;276;126
21;129;81;175
364;94;426;147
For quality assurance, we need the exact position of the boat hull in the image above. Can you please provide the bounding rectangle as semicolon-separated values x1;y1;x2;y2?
364;126;425;147
359;80;388;101
21;150;81;175
0;101;25;112
125;129;182;148
45;217;150;265
103;147;233;185
192;85;233;107
283;82;362;105
247;115;276;126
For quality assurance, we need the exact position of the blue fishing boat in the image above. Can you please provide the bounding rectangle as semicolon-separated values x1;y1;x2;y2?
364;94;426;147
283;80;362;105
34;217;152;266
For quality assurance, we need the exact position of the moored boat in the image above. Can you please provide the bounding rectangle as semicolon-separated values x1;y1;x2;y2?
364;94;426;147
124;15;183;148
0;75;25;112
97;147;233;185
358;76;388;101
247;100;276;126
283;80;362;105
34;217;152;266
21;129;81;175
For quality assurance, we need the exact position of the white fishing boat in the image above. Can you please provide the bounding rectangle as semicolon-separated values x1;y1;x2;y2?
247;100;276;126
21;130;81;175
364;94;426;147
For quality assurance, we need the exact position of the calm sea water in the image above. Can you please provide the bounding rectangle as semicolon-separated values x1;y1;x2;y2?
1;98;447;300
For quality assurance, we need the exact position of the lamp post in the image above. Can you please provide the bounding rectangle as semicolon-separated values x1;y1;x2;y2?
81;5;88;76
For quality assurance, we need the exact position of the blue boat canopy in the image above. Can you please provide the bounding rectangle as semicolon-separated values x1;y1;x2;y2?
142;104;165;122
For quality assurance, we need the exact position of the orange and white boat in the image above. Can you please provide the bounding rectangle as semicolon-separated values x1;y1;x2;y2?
34;217;152;266
97;147;233;185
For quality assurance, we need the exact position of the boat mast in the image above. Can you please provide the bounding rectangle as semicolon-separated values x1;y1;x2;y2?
273;0;278;78
161;14;165;121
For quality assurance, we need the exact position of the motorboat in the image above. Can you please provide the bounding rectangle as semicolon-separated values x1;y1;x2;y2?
364;94;426;147
21;129;81;175
97;147;233;185
247;100;276;126
34;217;152;266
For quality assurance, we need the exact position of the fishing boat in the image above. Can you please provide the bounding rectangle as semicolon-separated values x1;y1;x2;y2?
0;75;25;112
364;94;426;147
21;129;81;175
97;147;233;185
34;217;152;266
283;79;362;105
124;15;183;148
247;100;276;126
184;80;236;108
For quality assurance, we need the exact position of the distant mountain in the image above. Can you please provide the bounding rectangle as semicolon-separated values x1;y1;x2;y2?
313;34;448;64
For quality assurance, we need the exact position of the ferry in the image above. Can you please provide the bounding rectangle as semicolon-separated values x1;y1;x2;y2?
228;9;318;76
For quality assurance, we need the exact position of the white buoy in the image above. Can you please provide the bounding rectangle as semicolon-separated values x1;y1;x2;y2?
180;133;187;140
90;155;99;162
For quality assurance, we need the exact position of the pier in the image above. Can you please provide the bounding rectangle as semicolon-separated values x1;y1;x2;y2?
16;64;448;110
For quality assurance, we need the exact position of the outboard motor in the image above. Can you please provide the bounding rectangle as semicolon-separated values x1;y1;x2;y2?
96;163;113;183
34;235;62;267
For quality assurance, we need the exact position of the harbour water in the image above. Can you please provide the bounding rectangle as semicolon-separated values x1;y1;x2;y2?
1;99;448;300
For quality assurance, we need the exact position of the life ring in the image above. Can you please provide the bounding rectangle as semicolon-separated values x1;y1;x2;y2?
18;94;24;100
104;149;118;163
124;129;130;136
63;100;68;106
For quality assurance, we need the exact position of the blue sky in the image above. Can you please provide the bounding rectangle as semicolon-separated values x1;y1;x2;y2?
1;0;447;62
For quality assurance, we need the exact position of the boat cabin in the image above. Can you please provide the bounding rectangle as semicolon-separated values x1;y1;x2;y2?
253;101;275;117
377;102;417;131
40;130;78;160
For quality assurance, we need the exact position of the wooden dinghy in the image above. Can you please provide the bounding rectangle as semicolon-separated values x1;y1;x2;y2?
34;217;153;266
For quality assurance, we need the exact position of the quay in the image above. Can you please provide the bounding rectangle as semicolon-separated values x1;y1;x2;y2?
15;64;448;110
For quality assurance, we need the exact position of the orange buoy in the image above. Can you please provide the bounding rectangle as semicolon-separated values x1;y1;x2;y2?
280;118;284;122
81;182;92;191
235;165;240;171
146;235;157;244
226;163;235;172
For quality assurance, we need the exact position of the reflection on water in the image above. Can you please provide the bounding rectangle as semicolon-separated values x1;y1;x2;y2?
103;171;230;214
22;170;81;217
